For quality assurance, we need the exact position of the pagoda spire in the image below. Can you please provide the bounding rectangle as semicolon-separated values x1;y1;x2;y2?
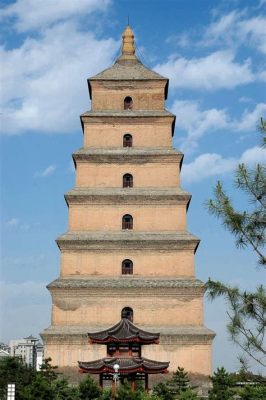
122;25;135;56
117;25;138;64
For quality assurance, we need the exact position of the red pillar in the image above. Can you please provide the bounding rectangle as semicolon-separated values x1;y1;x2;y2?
145;374;149;392
99;374;103;388
131;376;136;391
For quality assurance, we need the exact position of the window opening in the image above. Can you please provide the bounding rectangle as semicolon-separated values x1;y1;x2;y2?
123;134;132;147
122;259;133;275
121;307;133;322
124;96;133;110
123;173;133;188
122;214;133;230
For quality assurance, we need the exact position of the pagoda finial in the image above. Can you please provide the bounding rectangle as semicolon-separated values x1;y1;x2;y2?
121;25;135;57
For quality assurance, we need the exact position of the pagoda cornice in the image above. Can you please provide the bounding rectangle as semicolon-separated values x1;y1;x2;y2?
73;148;182;165
41;325;215;344
56;231;200;252
47;277;205;290
47;278;206;300
80;110;176;136
65;187;191;207
81;110;174;118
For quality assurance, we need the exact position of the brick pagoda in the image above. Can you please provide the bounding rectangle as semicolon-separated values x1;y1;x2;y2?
41;25;215;376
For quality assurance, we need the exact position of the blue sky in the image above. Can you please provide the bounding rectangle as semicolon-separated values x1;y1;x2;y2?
0;0;265;372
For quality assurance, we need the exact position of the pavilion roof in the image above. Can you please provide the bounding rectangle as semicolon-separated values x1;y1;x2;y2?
78;356;169;375
88;318;160;344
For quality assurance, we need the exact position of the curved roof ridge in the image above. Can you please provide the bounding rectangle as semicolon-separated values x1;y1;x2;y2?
88;318;160;344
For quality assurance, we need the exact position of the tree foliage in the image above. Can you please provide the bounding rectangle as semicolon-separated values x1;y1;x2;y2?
0;357;36;400
152;382;174;400
168;367;190;395
208;367;235;400
206;121;266;368
207;280;266;367
206;163;265;267
78;374;102;399
239;384;266;400
152;367;199;400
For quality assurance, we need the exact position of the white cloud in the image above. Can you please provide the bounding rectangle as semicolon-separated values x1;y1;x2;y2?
0;0;111;31
234;103;266;131
34;165;56;178
0;16;118;135
240;146;266;164
181;146;266;184
182;153;236;183
172;100;266;152
171;100;229;152
35;165;56;177
203;10;266;55
6;218;20;227
154;50;254;90
5;218;32;231
239;96;252;103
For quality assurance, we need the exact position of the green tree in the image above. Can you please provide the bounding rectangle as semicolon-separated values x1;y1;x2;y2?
208;367;235;400
78;374;102;400
100;388;113;400
206;123;266;368
152;381;174;400
20;373;56;400
0;357;36;400
39;357;58;382
116;380;141;400
168;367;190;395
206;163;265;267
52;377;80;399
177;388;200;400
239;384;266;400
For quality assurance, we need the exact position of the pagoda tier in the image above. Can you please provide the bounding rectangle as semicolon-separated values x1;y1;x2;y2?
88;318;160;344
79;357;169;375
80;110;176;137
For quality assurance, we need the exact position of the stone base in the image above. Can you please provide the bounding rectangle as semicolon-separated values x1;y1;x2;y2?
41;325;214;376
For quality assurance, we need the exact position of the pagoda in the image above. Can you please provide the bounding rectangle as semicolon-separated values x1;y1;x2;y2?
41;25;214;377
78;315;169;390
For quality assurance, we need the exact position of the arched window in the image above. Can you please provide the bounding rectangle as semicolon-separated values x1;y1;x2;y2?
123;134;132;147
123;173;133;188
121;307;133;322
124;96;133;110
122;214;133;230
122;259;133;275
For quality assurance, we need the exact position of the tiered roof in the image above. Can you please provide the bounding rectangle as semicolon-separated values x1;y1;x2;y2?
78;318;169;375
79;357;169;375
88;318;160;344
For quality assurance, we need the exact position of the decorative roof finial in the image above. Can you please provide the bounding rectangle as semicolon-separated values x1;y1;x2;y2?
121;25;135;56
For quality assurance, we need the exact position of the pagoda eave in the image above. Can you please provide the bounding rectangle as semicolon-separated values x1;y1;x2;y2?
78;357;169;375
56;231;200;252
64;188;191;207
89;338;159;345
72;149;183;165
